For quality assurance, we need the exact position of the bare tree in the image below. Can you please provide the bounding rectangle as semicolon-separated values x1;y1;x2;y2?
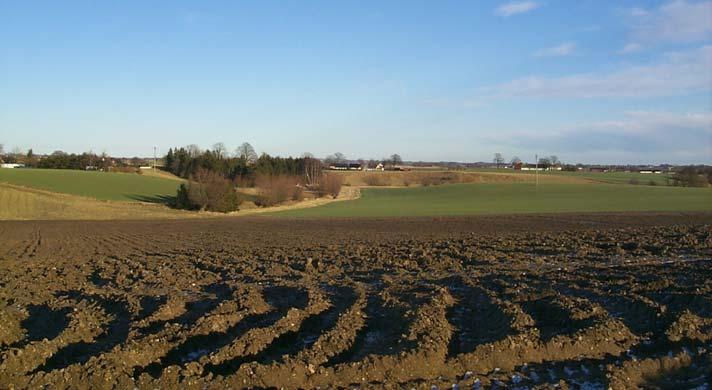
493;153;505;168
324;152;346;165
212;142;228;159
303;155;323;187
390;154;403;167
549;155;560;165
235;142;258;164
0;143;4;156
538;157;551;167
510;156;521;165
320;173;343;199
186;144;201;158
357;158;366;170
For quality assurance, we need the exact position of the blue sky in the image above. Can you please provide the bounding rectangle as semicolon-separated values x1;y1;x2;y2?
1;0;710;164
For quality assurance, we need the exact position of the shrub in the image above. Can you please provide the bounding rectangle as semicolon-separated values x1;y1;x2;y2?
292;185;305;201
175;183;195;210
420;175;441;186
363;174;387;186
111;166;141;174
234;174;255;188
648;180;657;186
320;174;343;198
255;174;300;207
175;168;241;213
628;178;640;185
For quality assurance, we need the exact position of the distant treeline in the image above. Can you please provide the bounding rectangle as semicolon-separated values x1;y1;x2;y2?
33;152;110;170
164;146;310;183
4;150;114;170
672;165;712;187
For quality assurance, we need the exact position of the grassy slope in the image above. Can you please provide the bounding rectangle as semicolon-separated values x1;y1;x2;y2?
0;169;182;202
0;184;195;220
273;183;712;217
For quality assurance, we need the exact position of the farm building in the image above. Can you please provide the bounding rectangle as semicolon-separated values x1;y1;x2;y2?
514;163;560;171
328;163;362;171
365;163;385;171
1;163;25;169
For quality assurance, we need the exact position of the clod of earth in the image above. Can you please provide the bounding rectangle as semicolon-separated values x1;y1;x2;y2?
0;214;710;388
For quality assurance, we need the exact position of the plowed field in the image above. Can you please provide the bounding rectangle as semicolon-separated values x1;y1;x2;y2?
1;213;710;389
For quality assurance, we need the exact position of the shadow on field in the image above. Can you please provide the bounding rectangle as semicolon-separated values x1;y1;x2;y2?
35;291;131;373
125;194;176;205
13;304;72;348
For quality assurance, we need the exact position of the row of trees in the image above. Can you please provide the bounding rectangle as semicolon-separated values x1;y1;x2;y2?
167;143;349;213
324;152;403;169
0;144;150;171
0;147;113;170
671;166;712;187
164;143;406;183
164;143;310;183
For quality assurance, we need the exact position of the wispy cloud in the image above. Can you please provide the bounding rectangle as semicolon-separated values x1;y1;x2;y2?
490;111;712;163
495;1;541;17
620;42;642;54
421;97;486;109
629;0;712;43
535;42;576;57
478;45;712;99
630;7;649;17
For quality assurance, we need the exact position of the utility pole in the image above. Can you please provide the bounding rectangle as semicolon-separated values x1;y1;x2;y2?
535;154;539;187
153;146;157;172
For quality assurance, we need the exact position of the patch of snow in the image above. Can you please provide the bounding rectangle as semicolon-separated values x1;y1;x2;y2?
472;379;481;389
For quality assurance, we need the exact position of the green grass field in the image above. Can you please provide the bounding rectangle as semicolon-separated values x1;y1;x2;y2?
0;169;182;202
274;183;712;217
552;171;672;185
468;168;672;185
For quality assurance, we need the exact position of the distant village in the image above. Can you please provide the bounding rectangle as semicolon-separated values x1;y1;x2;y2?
0;149;677;175
324;161;671;174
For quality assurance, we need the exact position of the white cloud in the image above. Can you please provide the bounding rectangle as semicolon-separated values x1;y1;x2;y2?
576;111;712;135
630;0;712;43
479;45;712;99
620;42;643;54
535;42;576;57
495;1;541;17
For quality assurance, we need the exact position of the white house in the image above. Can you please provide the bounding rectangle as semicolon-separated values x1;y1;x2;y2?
1;163;25;169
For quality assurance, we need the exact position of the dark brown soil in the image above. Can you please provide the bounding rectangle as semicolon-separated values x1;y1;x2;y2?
1;212;711;389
